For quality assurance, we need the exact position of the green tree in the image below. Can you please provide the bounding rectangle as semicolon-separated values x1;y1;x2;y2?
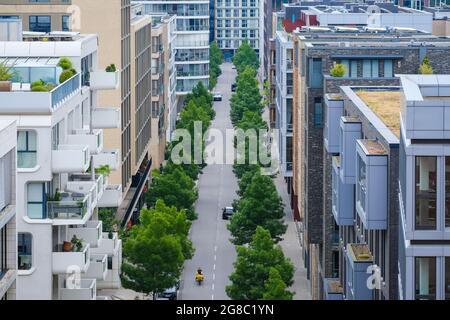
226;226;294;300
228;172;286;244
262;80;271;108
209;41;223;89
121;200;194;298
236;110;268;131
233;41;260;74
98;208;119;232
230;67;263;124
145;166;198;220
419;56;433;74
262;268;294;300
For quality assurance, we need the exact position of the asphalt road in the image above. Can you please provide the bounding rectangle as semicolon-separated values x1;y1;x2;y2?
179;63;238;300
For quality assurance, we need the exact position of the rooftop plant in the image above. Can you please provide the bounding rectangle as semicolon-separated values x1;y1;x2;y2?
106;64;117;72
0;61;16;81
330;64;346;77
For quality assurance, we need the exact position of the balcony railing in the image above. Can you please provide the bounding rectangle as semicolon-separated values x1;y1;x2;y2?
52;243;90;274
47;192;91;221
52;144;90;173
60;278;96;300
0;73;81;114
174;40;210;48
68;221;103;248
177;71;209;77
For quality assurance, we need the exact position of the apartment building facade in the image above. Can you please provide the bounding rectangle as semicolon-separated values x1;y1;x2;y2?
215;0;262;62
291;29;450;299
135;0;210;93
0;26;123;299
274;31;293;184
0;120;17;300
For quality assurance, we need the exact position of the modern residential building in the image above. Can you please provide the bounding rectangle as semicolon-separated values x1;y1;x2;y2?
291;28;450;299
215;0;262;62
135;0;210;94
150;15;178;162
0;120;17;301
0;25;122;299
274;31;294;184
0;0;158;229
322;74;450;300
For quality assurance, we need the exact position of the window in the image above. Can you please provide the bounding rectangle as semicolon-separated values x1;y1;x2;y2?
415;257;436;300
286;136;293;171
309;58;323;88
62;15;70;31
18;233;32;271
415;157;437;230
384;60;393;78
27;183;45;219
314;97;323;127
446;257;450;300
350;60;358;78
17;131;37;168
286;99;293;131
362;60;379;78
0;226;6;278
446;157;450;228
357;154;367;211
29;15;51;33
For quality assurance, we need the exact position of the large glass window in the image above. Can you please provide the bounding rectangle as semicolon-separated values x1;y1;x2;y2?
62;15;70;31
314;97;323;127
357;154;367;211
415;257;436;300
18;233;32;271
446;157;450;228
27;183;45;219
17;131;37;168
415;157;437;230
446;257;450;300
29;15;51;33
309;58;323;88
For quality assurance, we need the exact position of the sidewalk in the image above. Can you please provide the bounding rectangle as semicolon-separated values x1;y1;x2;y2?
274;175;312;300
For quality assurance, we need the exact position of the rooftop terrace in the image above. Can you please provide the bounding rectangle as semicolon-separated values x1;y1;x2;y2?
356;90;401;138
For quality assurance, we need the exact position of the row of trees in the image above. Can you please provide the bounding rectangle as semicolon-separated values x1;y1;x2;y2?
225;43;294;300
209;41;223;89
121;81;215;298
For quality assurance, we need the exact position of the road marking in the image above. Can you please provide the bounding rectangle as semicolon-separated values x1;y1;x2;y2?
212;283;215;291
213;264;216;270
214;245;217;252
212;295;214;300
213;273;216;280
214;255;217;261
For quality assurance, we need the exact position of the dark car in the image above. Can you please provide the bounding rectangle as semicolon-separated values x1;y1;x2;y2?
213;93;222;101
222;206;234;220
231;83;237;92
156;284;179;300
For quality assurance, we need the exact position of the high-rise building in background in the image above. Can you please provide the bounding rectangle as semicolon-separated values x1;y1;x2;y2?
214;0;263;62
134;0;211;94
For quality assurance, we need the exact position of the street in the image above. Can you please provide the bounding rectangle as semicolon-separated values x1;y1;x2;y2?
179;62;238;300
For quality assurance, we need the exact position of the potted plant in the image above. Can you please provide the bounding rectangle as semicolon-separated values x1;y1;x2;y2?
330;64;346;78
63;241;74;252
0;61;16;92
105;64;116;72
95;164;111;177
70;235;84;252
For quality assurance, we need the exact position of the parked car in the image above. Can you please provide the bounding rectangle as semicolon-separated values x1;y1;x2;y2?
213;93;222;101
222;206;234;220
156;283;179;300
231;83;237;92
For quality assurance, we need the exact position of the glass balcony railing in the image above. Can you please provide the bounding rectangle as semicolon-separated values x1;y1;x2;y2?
51;73;81;110
47;192;90;220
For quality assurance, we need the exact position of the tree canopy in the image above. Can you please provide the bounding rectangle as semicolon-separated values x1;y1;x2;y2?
228;172;286;244
209;41;223;89
121;200;194;296
226;226;294;300
233;41;260;74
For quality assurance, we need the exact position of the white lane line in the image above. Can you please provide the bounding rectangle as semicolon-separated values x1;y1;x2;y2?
214;255;217;261
213;264;216;270
213;273;216;280
212;283;215;291
212;294;214;300
214;245;217;252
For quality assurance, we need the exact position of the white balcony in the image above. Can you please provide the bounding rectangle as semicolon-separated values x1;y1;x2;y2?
98;184;122;208
90;71;120;90
52;145;90;173
85;254;108;281
91;232;119;256
60;279;96;300
67;173;106;206
52;243;90;274
68;221;103;248
47;191;92;225
67;129;103;155
92;149;120;171
92;108;121;129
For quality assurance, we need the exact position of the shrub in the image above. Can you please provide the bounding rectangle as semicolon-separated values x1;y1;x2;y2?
106;64;117;72
0;61;16;81
330;64;346;77
59;69;75;84
31;85;50;92
57;57;73;70
31;80;45;89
